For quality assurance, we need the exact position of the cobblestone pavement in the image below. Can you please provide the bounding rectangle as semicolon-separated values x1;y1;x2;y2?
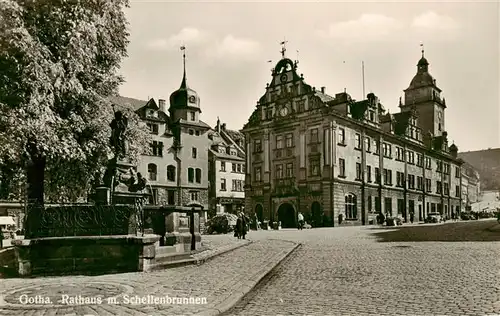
229;226;500;316
0;236;297;316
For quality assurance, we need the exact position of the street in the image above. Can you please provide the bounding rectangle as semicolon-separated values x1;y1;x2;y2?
228;221;500;316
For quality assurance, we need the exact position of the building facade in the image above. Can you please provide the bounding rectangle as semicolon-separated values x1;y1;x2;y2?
208;120;246;215
461;162;480;210
111;56;211;211
242;49;463;227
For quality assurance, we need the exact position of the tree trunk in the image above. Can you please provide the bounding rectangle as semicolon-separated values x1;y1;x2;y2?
26;156;45;207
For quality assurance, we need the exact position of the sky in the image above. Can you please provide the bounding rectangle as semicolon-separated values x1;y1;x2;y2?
119;0;499;152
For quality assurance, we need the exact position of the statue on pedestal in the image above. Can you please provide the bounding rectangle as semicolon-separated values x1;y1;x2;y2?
110;106;128;160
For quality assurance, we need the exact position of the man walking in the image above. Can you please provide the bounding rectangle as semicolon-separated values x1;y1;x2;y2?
297;212;304;230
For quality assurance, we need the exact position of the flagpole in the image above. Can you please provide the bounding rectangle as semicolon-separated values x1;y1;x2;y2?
362;61;365;98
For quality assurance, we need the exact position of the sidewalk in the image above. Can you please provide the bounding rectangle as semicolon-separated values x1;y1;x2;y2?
0;235;299;316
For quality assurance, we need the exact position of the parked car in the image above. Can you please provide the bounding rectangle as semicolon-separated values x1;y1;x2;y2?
425;212;442;223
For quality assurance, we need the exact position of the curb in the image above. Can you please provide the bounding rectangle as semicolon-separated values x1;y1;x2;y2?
148;240;252;271
198;242;302;316
195;240;253;265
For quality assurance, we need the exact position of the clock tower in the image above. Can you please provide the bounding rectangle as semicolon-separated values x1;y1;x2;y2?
401;47;447;139
169;47;201;123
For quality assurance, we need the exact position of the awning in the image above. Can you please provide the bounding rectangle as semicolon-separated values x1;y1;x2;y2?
0;216;16;226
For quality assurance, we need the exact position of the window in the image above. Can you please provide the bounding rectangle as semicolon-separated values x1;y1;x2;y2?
254;139;262;152
266;108;273;120
190;111;195;121
338;128;345;145
345;194;357;219
237;164;242;173
444;183;449;196
188;168;194;183
408;174;415;190
276;135;284;149
383;169;392;185
383;143;392;158
436;181;442;194
310;158;320;176
195;168;201;183
232;163;236;172
148;163;157;181
167;190;175;205
151;141;163;157
339;158;346;177
407;151;415;164
436;161;442;172
426;179;432;192
375;168;380;184
286;163;294;178
384;197;393;217
375;196;381;213
444;163;450;175
147;123;159;134
396;172;404;187
195;130;200;136
221;178;226;191
364;137;371;152
166;165;176;181
416;153;423;167
367;196;373;213
355;133;361;149
189;129;194;135
221;162;226;172
148;188;158;205
396;147;404;161
310;128;319;143
190;191;198;201
285;133;293;148
455;166;460;178
367;165;372;182
355;163;362;181
254;167;262;182
425;157;432;169
455;185;460;197
373;140;380;155
417;176;423;190
192;147;197;159
275;164;283;179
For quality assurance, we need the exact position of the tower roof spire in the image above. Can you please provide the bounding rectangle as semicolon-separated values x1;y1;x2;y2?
280;38;288;59
420;42;424;58
180;45;187;88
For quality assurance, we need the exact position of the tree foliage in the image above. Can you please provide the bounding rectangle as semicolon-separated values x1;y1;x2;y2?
0;0;149;203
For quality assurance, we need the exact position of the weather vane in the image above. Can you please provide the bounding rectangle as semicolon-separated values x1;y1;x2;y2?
420;42;424;57
280;38;288;58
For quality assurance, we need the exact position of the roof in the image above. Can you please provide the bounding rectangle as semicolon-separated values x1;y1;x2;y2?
108;95;148;111
178;119;211;129
0;216;15;226
209;149;245;161
224;129;244;142
314;91;335;103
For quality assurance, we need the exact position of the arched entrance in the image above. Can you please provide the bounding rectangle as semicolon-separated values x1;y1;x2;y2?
277;203;296;228
255;204;264;222
311;201;322;227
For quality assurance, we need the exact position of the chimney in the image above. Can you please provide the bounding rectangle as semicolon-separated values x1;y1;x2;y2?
321;87;325;94
221;123;226;131
158;99;166;113
216;117;221;133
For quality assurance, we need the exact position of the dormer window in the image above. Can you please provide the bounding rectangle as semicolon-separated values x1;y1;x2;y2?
147;109;157;118
190;111;195;121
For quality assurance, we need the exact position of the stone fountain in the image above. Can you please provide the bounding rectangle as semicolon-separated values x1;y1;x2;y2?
13;107;160;276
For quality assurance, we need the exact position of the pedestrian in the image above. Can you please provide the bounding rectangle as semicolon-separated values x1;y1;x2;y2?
297;212;304;230
409;212;414;224
338;213;343;225
235;214;242;239
240;212;248;239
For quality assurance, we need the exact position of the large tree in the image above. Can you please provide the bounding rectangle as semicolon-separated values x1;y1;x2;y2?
0;0;148;206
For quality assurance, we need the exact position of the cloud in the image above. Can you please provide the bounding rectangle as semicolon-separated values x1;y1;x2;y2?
317;14;403;42
147;27;211;51
412;12;459;31
204;35;263;62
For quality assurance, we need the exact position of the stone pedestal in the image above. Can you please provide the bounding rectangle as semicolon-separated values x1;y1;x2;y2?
13;234;161;277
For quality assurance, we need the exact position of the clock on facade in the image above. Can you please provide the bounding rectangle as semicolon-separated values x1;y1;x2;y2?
280;74;288;83
280;106;289;117
188;95;196;103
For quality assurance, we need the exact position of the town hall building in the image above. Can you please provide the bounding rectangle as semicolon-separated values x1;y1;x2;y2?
242;46;463;227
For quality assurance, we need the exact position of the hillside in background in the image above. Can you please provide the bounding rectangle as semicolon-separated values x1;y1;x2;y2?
459;148;500;191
